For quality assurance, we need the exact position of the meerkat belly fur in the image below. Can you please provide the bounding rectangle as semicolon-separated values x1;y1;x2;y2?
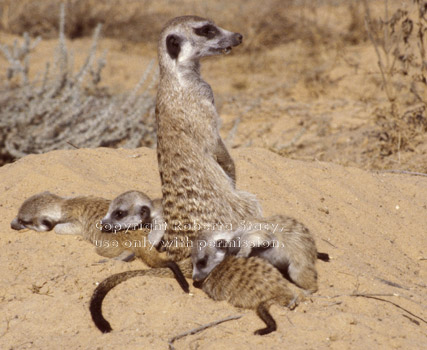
156;16;261;260
192;248;301;335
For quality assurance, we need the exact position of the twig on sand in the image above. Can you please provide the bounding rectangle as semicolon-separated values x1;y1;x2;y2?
168;314;243;350
325;293;427;325
321;238;337;249
375;277;408;290
374;169;427;177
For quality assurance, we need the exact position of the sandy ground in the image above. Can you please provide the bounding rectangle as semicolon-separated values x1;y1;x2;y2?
0;2;426;348
0;147;425;349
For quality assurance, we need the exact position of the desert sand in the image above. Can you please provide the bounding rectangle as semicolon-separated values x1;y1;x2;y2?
0;147;425;349
1;1;427;348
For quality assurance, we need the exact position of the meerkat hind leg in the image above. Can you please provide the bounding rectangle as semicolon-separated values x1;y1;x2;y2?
236;230;275;258
96;251;135;264
54;222;82;235
288;263;318;294
112;251;135;262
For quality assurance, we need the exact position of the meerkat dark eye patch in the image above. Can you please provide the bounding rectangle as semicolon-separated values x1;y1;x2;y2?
140;205;151;221
194;24;219;40
41;219;53;230
196;257;208;269
113;210;127;220
166;34;181;59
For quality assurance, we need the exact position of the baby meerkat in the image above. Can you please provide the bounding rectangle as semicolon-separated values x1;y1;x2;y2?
191;236;301;335
100;190;165;248
88;191;189;333
192;215;329;294
11;191;144;261
10;191;189;293
11;191;111;238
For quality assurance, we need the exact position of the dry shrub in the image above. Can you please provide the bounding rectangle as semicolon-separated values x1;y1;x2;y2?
0;5;157;166
0;0;165;41
364;0;427;163
343;1;370;45
373;104;427;158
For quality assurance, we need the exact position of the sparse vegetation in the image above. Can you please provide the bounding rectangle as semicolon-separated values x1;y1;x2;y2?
0;0;364;50
0;0;426;171
364;0;427;165
0;4;157;165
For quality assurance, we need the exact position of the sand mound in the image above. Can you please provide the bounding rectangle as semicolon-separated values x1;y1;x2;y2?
0;147;425;349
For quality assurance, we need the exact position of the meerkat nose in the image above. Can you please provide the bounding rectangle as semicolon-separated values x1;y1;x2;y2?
236;33;243;43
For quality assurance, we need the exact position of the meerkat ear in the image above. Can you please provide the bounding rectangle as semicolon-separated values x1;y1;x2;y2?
166;34;181;60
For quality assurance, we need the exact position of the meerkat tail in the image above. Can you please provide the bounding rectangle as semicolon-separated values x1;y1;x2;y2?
254;301;277;336
90;270;148;333
90;261;192;333
317;252;330;262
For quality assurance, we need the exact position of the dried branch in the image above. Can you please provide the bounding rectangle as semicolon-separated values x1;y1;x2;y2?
374;169;427;177
168;314;243;350
324;293;427;325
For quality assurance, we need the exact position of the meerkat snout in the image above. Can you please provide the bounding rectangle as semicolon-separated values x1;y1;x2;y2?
191;235;229;282
11;192;63;232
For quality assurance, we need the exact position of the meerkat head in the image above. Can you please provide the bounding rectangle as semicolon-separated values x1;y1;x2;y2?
11;192;64;232
159;16;243;69
101;191;156;233
191;230;235;282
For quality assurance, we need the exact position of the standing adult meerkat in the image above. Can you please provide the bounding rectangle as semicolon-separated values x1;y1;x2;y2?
191;235;302;335
156;16;261;260
192;215;330;294
10;191;189;290
89;16;260;333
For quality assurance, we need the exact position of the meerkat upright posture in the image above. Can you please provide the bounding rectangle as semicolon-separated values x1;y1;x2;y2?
191;234;301;335
156;16;261;260
193;215;330;294
10;191;189;288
